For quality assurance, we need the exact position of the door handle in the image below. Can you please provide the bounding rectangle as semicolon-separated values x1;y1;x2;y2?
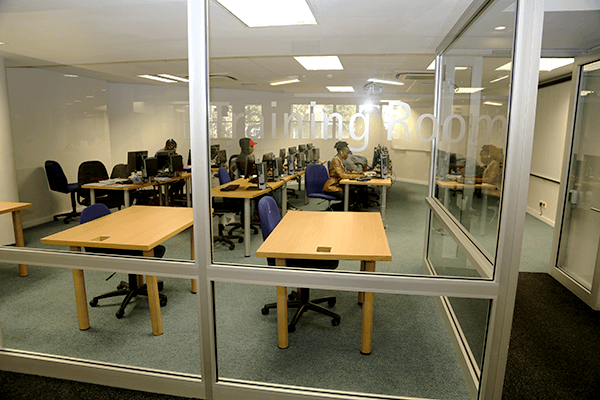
591;207;600;213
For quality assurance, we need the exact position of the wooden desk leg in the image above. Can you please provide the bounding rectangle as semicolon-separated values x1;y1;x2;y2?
144;249;163;336
70;246;90;331
360;260;376;355
190;228;197;294
12;211;28;277
358;260;366;305
276;258;288;349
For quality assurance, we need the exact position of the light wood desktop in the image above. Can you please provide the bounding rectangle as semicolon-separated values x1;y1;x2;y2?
1;201;32;277
340;177;392;222
40;206;194;336
256;210;391;355
212;176;290;257
82;172;192;208
436;179;496;234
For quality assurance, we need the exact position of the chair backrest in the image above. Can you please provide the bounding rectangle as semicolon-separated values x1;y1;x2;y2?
305;164;329;196
229;154;239;179
110;163;129;179
80;203;111;224
44;160;69;193
258;196;281;241
217;166;231;185
78;161;109;186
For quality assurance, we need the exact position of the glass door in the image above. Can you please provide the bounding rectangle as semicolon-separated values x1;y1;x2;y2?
551;52;600;309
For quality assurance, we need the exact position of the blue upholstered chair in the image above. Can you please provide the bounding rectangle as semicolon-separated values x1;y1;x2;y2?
305;163;339;210
44;160;80;224
258;196;340;332
81;203;167;319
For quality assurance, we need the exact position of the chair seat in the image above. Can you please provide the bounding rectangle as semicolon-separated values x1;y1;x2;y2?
308;193;337;201
67;183;79;192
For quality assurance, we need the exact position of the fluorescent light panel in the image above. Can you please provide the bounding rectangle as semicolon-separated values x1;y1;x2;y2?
137;75;177;83
270;79;300;86
327;86;354;92
426;61;467;71
294;56;343;70
496;58;574;72
490;75;509;83
484;101;503;106
455;87;484;94
368;78;404;86
158;74;189;83
216;0;316;27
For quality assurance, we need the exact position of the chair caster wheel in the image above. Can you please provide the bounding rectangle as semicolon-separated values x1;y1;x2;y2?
116;309;125;319
261;307;269;315
332;318;340;327
116;284;125;290
89;299;98;307
64;219;70;224
53;216;59;222
288;293;296;301
328;299;336;307
229;244;235;250
238;238;243;243
160;299;167;307
288;324;296;333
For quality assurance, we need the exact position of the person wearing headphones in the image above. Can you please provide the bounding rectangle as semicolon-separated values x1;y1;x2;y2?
323;141;368;210
156;138;178;157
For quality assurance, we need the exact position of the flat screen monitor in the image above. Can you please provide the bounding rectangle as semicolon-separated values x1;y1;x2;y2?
156;149;174;170
287;154;295;173
127;150;148;175
187;149;192;166
274;157;284;177
380;151;389;178
307;143;314;149
262;152;274;162
217;149;227;167
169;154;183;174
372;146;381;169
297;152;306;170
143;157;158;178
257;162;267;190
279;148;286;159
210;144;220;161
288;146;297;155
311;148;320;163
298;144;307;153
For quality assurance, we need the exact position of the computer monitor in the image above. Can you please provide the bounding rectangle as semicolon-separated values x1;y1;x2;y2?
187;149;192;166
142;157;158;179
169;154;183;174
256;162;267;190
279;148;286;159
156;149;175;170
274;157;285;178
298;144;307;153
372;146;381;169
307;143;314;150
297;152;306;170
380;150;389;178
310;148;320;164
210;144;220;162
287;154;295;173
217;149;227;167
127;150;148;175
288;146;297;155
262;152;274;162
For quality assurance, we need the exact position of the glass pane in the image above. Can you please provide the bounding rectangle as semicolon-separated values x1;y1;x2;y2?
214;281;490;399
557;59;600;290
433;0;516;259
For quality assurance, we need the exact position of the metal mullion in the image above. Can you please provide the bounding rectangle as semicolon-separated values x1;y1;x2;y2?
0;247;196;279
207;264;498;300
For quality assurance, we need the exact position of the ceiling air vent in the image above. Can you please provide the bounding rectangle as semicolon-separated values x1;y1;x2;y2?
395;71;435;81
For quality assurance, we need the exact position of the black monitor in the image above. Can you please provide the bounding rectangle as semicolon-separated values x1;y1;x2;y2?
210;144;220;162
297;152;306;170
287;154;295;173
288;146;297;155
307;143;314;149
298;144;307;153
187;149;192;166
156;149;175;170
274;157;285;178
380;149;389;178
169;154;183;174
217;149;227;167
127;150;148;175
279;148;286;159
262;152;274;162
257;162;267;190
143;157;158;179
310;148;320;164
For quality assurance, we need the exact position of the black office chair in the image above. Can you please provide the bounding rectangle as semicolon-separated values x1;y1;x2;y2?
82;203;167;319
216;165;259;237
212;166;243;250
77;160;124;209
110;163;129;179
258;196;340;332
44;160;80;224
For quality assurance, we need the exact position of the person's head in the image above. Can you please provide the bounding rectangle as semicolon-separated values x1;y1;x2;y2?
239;137;257;155
334;141;350;159
165;138;177;151
480;144;502;164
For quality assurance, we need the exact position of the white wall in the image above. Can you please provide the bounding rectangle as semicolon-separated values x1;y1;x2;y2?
526;80;571;226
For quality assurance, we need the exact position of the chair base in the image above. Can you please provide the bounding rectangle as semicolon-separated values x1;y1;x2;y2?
214;223;242;250
53;210;81;224
261;288;340;332
227;222;259;236
89;274;167;319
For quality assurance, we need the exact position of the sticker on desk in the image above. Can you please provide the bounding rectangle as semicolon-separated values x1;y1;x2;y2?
316;246;331;253
92;236;110;242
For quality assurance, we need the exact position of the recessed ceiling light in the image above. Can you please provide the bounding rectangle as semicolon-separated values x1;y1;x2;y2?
580;90;593;96
86;95;95;98
327;86;354;92
64;74;78;78
496;58;574;72
495;26;506;30
137;74;177;83
0;41;8;45
484;101;503;106
216;0;317;27
294;56;343;70
158;74;189;83
490;75;510;83
368;78;404;86
455;87;484;94
270;79;300;86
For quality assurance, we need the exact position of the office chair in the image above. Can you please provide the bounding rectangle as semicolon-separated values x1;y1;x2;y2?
44;160;81;224
77;160;124;209
81;203;167;319
110;163;129;179
258;196;340;332
216;165;259;237
305;164;340;210
228;154;239;179
212;166;243;250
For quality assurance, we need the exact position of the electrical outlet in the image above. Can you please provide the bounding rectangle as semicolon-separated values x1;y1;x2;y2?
539;201;547;208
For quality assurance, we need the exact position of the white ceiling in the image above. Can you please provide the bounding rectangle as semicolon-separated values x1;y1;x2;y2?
0;0;599;97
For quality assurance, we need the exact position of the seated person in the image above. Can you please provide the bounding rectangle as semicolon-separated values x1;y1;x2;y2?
460;144;502;196
236;137;257;177
323;141;368;210
156;138;185;202
344;153;369;172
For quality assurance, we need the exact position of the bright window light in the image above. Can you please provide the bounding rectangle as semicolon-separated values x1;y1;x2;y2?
496;58;574;72
484;101;503;106
368;78;404;86
216;0;317;27
455;87;484;94
158;74;189;83
137;75;177;83
326;86;354;92
294;56;344;71
270;79;300;86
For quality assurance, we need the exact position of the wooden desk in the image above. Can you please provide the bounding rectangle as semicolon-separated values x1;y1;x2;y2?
212;177;287;257
436;180;496;234
340;177;392;222
82;172;192;208
256;211;391;354
0;202;32;277
40;206;194;336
